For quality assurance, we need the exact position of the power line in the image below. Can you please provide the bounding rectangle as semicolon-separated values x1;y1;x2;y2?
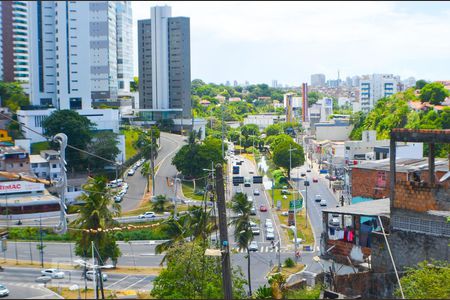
0;111;119;165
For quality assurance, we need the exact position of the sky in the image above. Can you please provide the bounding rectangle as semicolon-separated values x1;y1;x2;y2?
131;1;450;86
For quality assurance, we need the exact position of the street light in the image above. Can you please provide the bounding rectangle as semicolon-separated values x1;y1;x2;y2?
34;216;44;268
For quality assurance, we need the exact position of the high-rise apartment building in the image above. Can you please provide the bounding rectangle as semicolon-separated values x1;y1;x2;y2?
0;1;30;83
311;73;326;87
28;1;133;109
138;5;191;119
359;74;400;113
116;1;133;95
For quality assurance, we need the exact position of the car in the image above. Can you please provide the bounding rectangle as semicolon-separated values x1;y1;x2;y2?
315;194;322;202
301;173;306;177
266;232;275;240
320;199;327;206
251;227;260;235
329;217;340;227
247;196;254;202
306;169;311;172
250;206;257;215
118;189;126;197
253;189;260;196
313;177;318;183
85;270;108;281
249;221;258;228
281;211;289;216
122;183;129;190
35;275;52;284
248;241;258;251
0;284;9;297
127;169;135;176
41;268;65;279
259;205;267;212
266;226;274;234
330;176;337;181
282;186;288;189
138;211;156;219
114;195;123;203
265;218;273;227
281;189;289;195
249;171;254;174
236;187;243;194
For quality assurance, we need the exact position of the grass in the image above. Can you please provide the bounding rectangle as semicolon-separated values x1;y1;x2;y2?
181;181;205;201
48;287;152;299
121;128;140;160
268;189;314;246
30;141;50;154
268;263;305;279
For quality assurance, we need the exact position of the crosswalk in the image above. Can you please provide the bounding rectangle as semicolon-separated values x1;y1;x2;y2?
233;246;279;253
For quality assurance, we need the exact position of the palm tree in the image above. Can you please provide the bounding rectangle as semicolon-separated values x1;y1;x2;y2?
73;176;121;265
229;192;254;296
141;161;151;193
152;195;167;213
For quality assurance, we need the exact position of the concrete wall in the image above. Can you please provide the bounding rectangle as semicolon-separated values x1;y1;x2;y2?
316;125;353;141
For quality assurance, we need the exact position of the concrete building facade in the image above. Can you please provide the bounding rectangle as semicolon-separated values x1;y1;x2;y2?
138;5;191;120
0;1;30;84
311;73;326;87
359;74;400;113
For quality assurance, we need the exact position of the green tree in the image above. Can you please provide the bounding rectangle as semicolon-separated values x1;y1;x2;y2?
240;123;260;138
134;127;159;160
42;110;95;171
307;91;321;106
254;284;273;299
265;124;283;136
415;79;428;90
420;82;450;105
395;260;450;299
230;192;254;296
73;176;121;266
151;195;167;213
140;161;151;193
272;141;305;179
151;241;247;299
156;119;175;132
130;76;139;92
86;131;120;171
0;81;30;111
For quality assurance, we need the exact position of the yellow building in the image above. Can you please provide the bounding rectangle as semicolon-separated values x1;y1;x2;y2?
0;129;12;143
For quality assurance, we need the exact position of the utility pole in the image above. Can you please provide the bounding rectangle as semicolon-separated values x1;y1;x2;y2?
54;133;68;234
215;163;233;300
221;105;225;159
39;216;44;268
92;241;98;300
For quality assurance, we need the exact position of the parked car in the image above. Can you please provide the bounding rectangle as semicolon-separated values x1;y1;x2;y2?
0;284;9;297
301;173;306;177
248;241;258;252
281;189;289;195
315;194;322;202
127;168;135;176
329;217;340;227
265;218;273;227
250;206;257;215
259;205;267;212
41;269;65;279
313;177;318;183
138;211;156;219
251;227;260;235
253;189;260;196
247;196;254;203
281;211;289;216
85;270;108;281
320;199;327;206
114;195;123;203
306;169;311;173
292;238;303;244
266;232;275;240
266;226;274;234
249;221;258;228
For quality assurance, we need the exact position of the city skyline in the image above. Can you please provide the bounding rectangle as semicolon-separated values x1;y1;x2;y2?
132;1;450;85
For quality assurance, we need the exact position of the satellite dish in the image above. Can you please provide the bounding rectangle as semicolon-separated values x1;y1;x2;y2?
439;171;450;183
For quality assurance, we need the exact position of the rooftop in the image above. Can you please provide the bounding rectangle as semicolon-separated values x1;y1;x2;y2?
354;157;449;173
29;155;48;164
0;146;27;155
322;198;390;217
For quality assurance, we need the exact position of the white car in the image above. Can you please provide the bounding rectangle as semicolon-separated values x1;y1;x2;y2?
292;237;303;245
320;199;327;206
114;195;123;203
86;270;108;281
266;232;275;240
41;269;65;279
253;189;260;196
249;221;258;228
0;284;9;297
281;211;289;216
329;217;340;227
127;169;135;176
138;211;156;219
248;240;258;252
266;226;274;234
122;183;129;190
265;219;273;227
247;196;254;203
315;194;322;202
251;227;260;235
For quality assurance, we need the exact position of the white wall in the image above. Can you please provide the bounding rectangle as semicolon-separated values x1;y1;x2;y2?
316;125;353;141
395;142;423;159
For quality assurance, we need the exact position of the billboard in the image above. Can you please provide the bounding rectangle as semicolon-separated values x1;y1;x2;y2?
0;181;44;194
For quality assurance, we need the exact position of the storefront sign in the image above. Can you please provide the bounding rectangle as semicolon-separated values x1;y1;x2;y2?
0;181;44;194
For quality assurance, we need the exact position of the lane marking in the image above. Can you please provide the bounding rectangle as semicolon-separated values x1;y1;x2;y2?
104;275;130;289
122;276;150;290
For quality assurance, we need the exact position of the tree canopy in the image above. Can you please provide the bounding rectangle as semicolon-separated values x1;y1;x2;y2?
415;79;428;90
419;82;449;105
86;131;120;171
0;81;30;112
272;140;305;179
42;110;96;170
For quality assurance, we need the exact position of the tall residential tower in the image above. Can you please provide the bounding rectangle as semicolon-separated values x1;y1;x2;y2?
138;5;191;119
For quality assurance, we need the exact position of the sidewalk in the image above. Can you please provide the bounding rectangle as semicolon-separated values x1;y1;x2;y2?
307;157;341;204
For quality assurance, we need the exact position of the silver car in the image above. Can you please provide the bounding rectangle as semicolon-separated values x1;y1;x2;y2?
248;240;258;252
86;270;108;281
0;284;9;297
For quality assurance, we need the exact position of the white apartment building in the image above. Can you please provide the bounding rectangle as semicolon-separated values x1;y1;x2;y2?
28;1;133;108
359;74;400;113
116;1;133;95
243;114;286;130
0;1;30;85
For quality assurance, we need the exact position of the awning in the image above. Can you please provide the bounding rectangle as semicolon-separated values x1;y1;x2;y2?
322;198;390;217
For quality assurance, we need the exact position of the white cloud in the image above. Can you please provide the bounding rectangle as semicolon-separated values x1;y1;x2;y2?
132;1;450;85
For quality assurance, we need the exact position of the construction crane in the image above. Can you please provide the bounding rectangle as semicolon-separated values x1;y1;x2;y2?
0;133;68;234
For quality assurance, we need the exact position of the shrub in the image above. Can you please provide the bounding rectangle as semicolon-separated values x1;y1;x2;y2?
284;257;295;268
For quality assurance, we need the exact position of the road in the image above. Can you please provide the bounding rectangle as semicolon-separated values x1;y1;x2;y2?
120;132;186;212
